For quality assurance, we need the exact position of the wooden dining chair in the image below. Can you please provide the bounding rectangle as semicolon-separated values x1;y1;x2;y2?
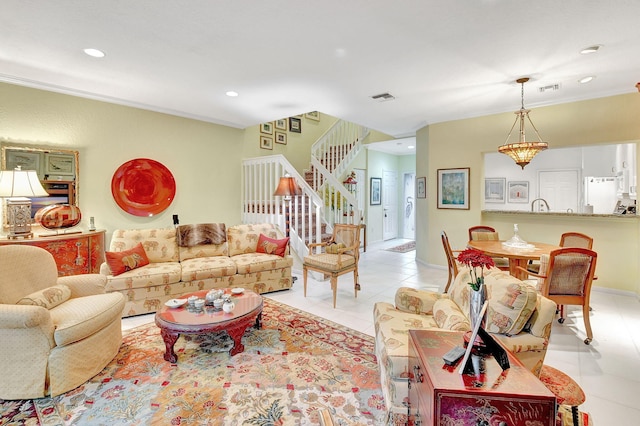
528;232;594;273
441;231;460;293
519;247;597;344
468;226;509;271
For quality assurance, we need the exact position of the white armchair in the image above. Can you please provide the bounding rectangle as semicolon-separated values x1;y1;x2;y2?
0;245;125;399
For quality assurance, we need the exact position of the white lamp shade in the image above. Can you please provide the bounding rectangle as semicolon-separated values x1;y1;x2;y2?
0;167;49;197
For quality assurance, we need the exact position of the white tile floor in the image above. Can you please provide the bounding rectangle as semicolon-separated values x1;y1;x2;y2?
123;239;640;424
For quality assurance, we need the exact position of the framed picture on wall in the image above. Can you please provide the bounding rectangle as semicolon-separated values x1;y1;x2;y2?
416;176;426;198
260;122;273;135
275;131;287;145
44;153;75;176
274;119;287;131
370;177;381;205
305;111;320;121
437;167;469;209
289;117;302;133
260;136;273;150
5;149;42;177
508;181;529;203
484;178;506;203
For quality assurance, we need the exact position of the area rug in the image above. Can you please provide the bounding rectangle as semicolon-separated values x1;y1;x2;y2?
0;299;386;425
385;241;415;253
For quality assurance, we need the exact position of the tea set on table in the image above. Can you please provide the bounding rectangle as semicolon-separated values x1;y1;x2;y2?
166;288;243;313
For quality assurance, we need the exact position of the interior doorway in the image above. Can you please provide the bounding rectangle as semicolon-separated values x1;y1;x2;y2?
382;170;398;240
403;172;415;239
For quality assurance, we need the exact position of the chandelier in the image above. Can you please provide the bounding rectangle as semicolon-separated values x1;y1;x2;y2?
498;77;548;169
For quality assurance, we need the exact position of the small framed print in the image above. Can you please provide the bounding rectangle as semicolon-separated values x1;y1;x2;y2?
5;149;42;176
416;176;426;199
260;122;273;135
370;177;381;205
437;167;470;209
484;178;506;203
274;118;287;131
305;111;320;121
508;181;529;203
260;136;273;150
44;153;75;176
275;131;287;145
289;117;302;133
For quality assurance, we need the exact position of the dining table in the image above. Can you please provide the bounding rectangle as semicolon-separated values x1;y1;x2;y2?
467;239;561;280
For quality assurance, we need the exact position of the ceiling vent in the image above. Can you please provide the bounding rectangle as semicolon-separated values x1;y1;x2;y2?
538;84;561;93
370;92;395;102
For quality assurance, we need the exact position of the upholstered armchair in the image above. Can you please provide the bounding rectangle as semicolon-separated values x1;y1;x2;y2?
0;245;125;399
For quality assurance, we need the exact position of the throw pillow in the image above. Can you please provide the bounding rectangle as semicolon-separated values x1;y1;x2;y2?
485;277;538;335
256;234;289;257
325;243;346;254
106;242;150;276
433;298;471;331
17;284;71;309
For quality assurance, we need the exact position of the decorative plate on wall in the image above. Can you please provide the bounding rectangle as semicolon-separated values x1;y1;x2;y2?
111;158;176;217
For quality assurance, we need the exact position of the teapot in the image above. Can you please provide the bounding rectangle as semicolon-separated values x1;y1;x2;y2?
223;300;235;313
206;290;223;303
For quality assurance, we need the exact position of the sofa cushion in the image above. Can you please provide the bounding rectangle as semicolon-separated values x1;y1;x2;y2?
256;234;289;257
105;243;150;276
432;298;470;331
227;223;282;256
49;292;124;347
181;256;237;281
17;284;71;309
395;287;441;315
232;253;293;275
109;228;179;263
485;273;538;335
104;262;182;292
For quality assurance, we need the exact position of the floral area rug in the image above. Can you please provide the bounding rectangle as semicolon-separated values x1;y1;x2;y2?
384;241;415;253
0;299;386;425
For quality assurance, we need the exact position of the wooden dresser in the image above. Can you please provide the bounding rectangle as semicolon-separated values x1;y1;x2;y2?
0;230;105;276
408;329;556;426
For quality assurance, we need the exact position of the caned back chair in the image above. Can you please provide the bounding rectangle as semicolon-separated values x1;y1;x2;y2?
522;247;597;344
303;224;361;308
529;232;594;273
441;231;460;293
468;226;509;271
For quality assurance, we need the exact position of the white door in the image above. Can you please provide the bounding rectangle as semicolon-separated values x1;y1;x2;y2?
538;170;579;212
383;170;398;240
403;172;416;239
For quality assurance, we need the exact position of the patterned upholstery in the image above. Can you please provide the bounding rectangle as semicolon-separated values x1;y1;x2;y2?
373;266;556;423
0;245;125;400
102;223;293;317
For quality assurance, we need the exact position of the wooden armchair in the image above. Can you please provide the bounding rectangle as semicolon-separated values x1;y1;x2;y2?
303;224;361;308
518;247;597;344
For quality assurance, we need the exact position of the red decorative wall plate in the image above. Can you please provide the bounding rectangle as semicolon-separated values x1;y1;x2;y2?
111;158;176;217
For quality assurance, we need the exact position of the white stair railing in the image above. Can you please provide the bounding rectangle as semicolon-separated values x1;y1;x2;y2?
242;155;324;257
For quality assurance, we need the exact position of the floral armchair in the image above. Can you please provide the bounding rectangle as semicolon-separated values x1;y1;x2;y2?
0;245;125;399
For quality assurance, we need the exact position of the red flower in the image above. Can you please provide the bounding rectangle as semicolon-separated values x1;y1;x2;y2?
456;249;494;290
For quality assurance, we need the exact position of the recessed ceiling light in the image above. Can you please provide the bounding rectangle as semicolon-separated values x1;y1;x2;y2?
580;45;602;54
83;48;105;58
226;91;239;97
408;145;415;149
578;76;595;84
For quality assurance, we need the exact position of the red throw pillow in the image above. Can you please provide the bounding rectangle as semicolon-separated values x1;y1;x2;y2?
256;234;289;257
106;243;150;276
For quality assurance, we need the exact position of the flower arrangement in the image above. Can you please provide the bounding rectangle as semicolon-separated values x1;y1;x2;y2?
456;248;495;291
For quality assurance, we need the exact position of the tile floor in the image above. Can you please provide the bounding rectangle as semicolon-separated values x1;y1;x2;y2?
123;239;640;424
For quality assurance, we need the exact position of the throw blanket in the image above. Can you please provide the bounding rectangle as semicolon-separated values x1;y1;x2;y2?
177;223;226;247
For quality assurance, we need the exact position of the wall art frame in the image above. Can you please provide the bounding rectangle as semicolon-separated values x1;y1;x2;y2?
370;177;381;205
274;118;287;131
260;122;273;135
260;136;273;150
289;117;302;133
484;177;506;203
508;181;529;203
275;131;287;145
416;176;426;199
305;111;320;121
4;149;41;176
44;153;75;176
437;167;470;209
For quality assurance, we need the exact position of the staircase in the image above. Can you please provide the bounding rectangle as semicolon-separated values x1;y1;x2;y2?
241;120;368;257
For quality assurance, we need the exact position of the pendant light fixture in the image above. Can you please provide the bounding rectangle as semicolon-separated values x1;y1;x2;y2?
498;77;548;169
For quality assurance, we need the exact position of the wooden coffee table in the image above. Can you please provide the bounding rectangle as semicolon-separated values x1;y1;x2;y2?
155;289;263;362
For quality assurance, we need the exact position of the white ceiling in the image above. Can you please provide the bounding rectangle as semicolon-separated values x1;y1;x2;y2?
1;1;639;138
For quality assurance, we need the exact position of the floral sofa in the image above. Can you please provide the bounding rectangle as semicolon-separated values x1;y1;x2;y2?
100;223;293;317
373;267;557;425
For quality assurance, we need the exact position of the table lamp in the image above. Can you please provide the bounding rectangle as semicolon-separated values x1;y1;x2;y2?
0;166;49;239
273;174;301;237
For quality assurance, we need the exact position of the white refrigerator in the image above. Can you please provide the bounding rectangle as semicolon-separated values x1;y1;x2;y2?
584;177;618;214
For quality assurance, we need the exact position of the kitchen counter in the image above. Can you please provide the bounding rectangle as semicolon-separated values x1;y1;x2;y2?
482;210;640;219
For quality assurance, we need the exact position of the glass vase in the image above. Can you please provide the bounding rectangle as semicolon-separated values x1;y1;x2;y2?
469;282;487;330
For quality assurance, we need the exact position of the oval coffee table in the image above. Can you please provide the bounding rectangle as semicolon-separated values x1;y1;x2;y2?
155;289;263;362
